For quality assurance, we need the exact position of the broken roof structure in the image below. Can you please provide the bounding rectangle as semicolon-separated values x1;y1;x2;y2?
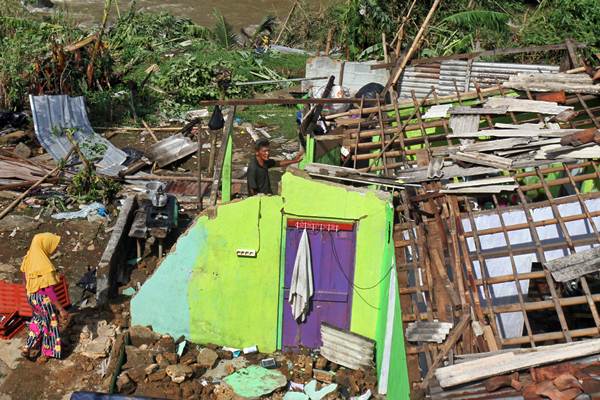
126;39;600;400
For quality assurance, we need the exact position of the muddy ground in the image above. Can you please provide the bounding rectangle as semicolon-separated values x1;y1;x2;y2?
0;119;301;399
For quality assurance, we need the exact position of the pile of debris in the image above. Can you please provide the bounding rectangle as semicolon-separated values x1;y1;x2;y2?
79;325;378;399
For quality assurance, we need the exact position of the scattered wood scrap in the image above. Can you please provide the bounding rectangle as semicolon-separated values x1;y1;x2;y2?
485;97;573;114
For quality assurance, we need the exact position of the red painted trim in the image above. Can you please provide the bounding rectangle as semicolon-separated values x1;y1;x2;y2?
286;219;354;232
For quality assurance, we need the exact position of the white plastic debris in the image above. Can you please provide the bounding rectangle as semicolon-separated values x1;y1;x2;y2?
52;202;107;220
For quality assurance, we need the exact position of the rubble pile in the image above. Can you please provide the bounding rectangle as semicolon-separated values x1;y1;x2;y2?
93;325;379;399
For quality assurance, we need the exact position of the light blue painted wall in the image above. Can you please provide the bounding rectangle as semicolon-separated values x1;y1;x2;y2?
130;224;207;338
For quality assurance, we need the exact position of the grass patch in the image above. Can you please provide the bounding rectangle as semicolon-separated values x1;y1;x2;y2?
237;104;299;139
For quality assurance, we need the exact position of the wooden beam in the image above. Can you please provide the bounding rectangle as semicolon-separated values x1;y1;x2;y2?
198;97;374;106
209;107;237;206
371;42;587;70
435;339;600;388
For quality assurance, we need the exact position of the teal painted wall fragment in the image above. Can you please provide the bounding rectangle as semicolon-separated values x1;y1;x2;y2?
130;223;206;339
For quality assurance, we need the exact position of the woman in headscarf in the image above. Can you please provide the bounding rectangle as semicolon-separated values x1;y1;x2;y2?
20;233;69;363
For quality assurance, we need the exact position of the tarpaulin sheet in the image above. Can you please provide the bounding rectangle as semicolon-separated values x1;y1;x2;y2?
29;95;127;175
462;198;600;339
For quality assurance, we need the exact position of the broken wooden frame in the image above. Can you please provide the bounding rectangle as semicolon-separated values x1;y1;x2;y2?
307;68;600;392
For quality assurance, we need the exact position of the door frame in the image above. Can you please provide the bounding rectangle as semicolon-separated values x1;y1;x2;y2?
276;214;358;350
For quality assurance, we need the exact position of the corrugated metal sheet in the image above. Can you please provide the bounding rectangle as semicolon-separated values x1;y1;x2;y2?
398;60;559;99
146;134;198;168
29;95;127;175
320;323;375;370
406;321;453;343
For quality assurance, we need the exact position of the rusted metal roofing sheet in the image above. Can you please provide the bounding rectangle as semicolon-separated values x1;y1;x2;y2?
29;95;127;175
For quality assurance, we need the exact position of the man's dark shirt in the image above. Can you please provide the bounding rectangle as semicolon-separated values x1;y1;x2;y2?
247;157;276;195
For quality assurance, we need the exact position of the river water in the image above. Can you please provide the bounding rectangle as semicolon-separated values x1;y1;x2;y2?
51;0;330;29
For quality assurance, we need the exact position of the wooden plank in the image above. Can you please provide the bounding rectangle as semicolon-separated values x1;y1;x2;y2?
449;106;509;115
460;137;531;152
485;97;573;114
448;129;581;139
503;81;600;95
463;199;502;349
209;107;236;206
435;339;600;388
419;314;471;389
441;184;517;194
370;42;587;70
546;246;600;282
452;151;513;169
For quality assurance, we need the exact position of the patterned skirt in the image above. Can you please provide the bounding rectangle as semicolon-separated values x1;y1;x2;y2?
26;291;61;359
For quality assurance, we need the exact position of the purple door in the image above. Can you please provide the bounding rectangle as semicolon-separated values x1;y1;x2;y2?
282;224;356;349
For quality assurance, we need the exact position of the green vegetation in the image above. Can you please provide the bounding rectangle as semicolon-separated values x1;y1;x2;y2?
0;0;597;131
282;0;599;63
0;0;307;126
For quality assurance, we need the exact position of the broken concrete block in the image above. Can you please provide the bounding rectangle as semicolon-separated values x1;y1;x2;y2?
202;358;249;382
81;336;112;359
129;325;161;347
151;335;176;353
0;215;40;233
162;352;178;365
197;348;219;369
313;369;335;384
116;372;136;394
155;353;170;368
145;363;159;375
123;346;155;369
166;364;193;384
224;365;287;398
181;380;202;398
148;369;167;382
126;366;147;384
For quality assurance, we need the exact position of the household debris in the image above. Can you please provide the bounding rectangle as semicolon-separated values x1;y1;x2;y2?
0;7;597;399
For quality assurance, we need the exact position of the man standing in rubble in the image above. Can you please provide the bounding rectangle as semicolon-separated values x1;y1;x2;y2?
247;138;303;196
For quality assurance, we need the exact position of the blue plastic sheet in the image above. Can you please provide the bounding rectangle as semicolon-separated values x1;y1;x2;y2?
70;392;165;400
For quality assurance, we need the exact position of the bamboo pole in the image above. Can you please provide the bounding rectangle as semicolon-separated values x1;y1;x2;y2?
274;0;298;45
142;119;159;143
384;0;443;94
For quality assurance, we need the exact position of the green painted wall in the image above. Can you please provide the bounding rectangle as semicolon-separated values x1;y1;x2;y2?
189;196;283;352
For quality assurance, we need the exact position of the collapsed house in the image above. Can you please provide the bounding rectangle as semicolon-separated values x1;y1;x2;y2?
131;171;410;398
126;40;600;399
